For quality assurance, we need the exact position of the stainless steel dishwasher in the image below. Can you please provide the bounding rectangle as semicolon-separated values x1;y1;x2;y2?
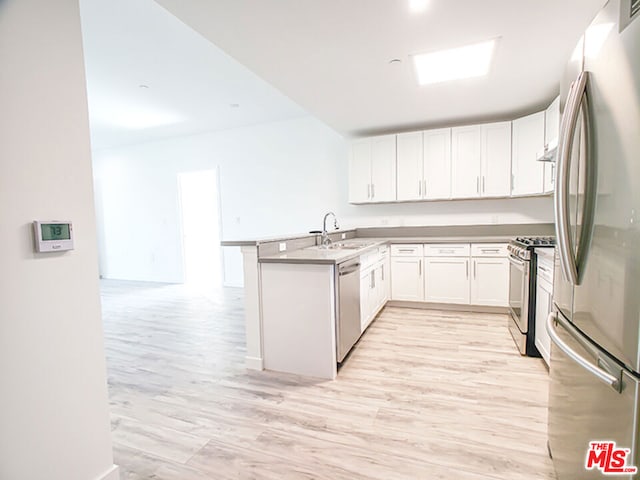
336;259;361;363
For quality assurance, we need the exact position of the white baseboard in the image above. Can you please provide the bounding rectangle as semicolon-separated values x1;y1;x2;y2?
386;300;509;314
245;355;263;370
95;464;120;480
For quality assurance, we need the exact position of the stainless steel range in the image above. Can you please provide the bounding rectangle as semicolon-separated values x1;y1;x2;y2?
507;236;555;356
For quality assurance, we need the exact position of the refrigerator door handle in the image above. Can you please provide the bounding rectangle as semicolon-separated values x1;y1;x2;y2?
574;86;597;285
555;71;589;286
546;312;622;392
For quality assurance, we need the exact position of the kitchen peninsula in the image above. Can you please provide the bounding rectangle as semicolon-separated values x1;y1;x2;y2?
223;223;554;379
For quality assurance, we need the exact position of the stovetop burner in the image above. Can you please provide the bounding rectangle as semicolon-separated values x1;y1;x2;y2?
508;236;555;260
513;236;556;247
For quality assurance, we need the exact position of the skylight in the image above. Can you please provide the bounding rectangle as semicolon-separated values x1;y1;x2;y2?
412;39;497;86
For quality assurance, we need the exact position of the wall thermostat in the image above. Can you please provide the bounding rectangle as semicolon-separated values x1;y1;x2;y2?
33;220;74;252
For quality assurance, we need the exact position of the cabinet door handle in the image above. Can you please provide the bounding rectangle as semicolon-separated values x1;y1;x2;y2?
482;176;485;194
439;249;455;254
381;265;385;281
371;183;375;198
398;248;415;253
367;184;371;199
466;260;469;278
476;176;480;194
418;180;422;196
423;179;427;196
481;248;500;253
419;259;422;276
473;260;476;279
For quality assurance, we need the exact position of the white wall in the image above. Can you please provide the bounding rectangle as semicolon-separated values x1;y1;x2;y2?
0;1;117;480
93;116;554;286
93;116;349;285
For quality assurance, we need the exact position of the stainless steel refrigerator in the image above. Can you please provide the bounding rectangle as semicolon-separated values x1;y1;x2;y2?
548;0;640;478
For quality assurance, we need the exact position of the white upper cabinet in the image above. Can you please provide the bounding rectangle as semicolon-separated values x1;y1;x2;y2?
423;128;452;200
543;96;560;193
480;122;512;197
451;126;482;198
348;135;397;203
545;96;560;150
370;135;397;202
396;131;424;201
511;111;545;196
350;108;556;203
348;140;372;203
396;128;451;201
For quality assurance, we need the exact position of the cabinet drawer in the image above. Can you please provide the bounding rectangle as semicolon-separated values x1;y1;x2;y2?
537;262;554;285
390;244;423;257
424;243;470;257
471;243;508;257
376;245;389;261
362;246;389;270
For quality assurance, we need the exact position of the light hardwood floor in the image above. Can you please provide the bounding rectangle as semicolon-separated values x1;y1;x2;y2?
101;280;555;480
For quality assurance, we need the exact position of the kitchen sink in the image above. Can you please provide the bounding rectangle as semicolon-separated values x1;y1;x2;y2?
309;242;376;251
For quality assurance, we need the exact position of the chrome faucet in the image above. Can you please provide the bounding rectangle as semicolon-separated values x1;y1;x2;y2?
321;212;339;247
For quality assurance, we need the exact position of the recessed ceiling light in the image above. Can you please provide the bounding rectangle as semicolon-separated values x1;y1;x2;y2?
409;0;429;13
138;84;149;89
229;103;240;108
412;39;497;85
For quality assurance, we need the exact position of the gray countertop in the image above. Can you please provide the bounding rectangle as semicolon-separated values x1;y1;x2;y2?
259;235;518;265
221;223;555;248
220;229;357;247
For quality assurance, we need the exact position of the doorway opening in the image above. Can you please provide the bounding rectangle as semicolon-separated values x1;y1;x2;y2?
178;169;222;289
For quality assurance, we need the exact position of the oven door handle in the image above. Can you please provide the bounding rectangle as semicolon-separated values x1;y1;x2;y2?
509;254;526;268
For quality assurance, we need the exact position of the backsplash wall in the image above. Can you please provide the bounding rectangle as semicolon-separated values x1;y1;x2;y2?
339;195;555;229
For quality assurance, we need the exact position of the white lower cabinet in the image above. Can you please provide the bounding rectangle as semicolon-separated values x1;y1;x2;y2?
535;249;555;365
470;257;509;306
390;257;424;301
424;257;470;304
360;268;372;332
360;250;390;332
389;243;509;308
535;277;552;365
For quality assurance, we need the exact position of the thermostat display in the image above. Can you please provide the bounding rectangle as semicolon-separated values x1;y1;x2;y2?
34;220;74;252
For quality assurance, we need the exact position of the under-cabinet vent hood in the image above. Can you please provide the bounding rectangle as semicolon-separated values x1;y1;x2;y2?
536;137;558;163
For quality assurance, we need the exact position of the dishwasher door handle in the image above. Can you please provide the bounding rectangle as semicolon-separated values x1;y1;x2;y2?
339;263;361;276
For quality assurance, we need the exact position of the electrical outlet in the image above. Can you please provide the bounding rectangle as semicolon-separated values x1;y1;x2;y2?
279;242;287;252
341;233;346;240
381;218;389;225
491;215;499;224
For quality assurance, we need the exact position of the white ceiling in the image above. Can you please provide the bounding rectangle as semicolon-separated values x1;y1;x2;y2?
153;0;606;137
79;0;307;150
81;0;607;149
